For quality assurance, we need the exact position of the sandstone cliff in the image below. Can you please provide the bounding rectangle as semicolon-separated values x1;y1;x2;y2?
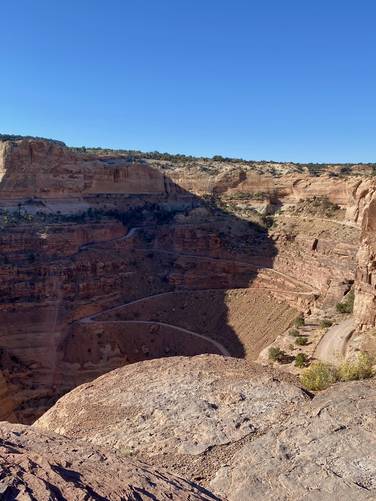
0;136;375;422
0;139;181;198
355;195;376;329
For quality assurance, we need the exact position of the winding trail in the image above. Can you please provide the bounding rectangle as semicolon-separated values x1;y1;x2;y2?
71;223;318;295
278;213;359;229
81;319;231;356
135;248;318;294
71;223;320;357
314;318;355;365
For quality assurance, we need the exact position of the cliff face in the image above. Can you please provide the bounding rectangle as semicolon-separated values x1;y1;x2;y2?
0;137;375;422
0;370;15;421
354;194;376;329
0;139;180;197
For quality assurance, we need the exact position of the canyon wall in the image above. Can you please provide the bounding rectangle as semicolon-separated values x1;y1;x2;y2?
0;137;375;422
0;139;182;198
354;194;376;329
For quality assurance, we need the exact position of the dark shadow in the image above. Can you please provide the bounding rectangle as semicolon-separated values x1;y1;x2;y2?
0;140;280;422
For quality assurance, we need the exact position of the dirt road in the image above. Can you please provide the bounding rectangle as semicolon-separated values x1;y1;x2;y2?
314;318;355;365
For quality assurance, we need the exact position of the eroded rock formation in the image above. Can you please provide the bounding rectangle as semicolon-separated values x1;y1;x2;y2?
0;136;374;422
35;355;308;484
355;195;376;329
0;421;218;500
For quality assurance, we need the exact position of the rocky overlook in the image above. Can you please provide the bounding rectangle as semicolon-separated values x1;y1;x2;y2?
34;355;376;500
1;136;376;498
0;421;218;500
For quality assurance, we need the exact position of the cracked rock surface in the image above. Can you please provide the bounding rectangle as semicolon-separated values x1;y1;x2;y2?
31;356;376;499
211;379;376;500
35;355;307;455
0;422;219;501
34;355;307;482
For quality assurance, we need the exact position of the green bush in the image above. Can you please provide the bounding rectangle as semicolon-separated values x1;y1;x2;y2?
336;302;351;314
336;290;354;314
300;362;338;391
338;352;374;381
295;353;308;368
294;314;305;327
268;347;286;363
301;353;374;391
289;329;300;337
295;336;309;346
320;319;333;329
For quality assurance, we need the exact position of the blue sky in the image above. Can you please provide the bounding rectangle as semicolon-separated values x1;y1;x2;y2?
1;0;375;162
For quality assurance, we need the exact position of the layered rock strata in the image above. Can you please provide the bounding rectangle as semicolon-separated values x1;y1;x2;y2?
0;137;375;421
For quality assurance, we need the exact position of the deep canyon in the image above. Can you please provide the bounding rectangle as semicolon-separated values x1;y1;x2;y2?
0;137;376;423
1;136;376;499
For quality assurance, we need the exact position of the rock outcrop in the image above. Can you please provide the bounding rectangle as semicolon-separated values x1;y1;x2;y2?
355;196;376;329
0;139;181;198
212;379;376;500
34;354;376;500
35;355;309;483
0;422;218;500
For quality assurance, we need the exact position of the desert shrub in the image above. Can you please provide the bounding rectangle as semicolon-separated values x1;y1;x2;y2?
340;166;351;175
320;319;333;329
262;215;275;228
252;191;268;200
295;353;308;368
289;329;300;337
294;314;305;327
336;290;354;314
295;336;309;346
300;362;338;391
338;352;374;381
268;347;286;363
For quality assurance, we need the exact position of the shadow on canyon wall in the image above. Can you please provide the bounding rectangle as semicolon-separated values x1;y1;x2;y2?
59;162;278;365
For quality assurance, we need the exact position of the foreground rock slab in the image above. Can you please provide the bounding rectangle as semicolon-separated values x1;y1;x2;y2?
211;379;376;500
0;422;219;500
35;355;308;482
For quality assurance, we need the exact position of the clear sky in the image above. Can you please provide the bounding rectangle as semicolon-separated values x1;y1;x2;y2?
1;0;375;162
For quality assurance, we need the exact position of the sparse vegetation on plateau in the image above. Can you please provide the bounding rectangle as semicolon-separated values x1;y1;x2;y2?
289;329;300;337
0;203;182;230
291;196;341;218
338;352;374;381
0;134;65;145
320;319;333;329
295;336;309;346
